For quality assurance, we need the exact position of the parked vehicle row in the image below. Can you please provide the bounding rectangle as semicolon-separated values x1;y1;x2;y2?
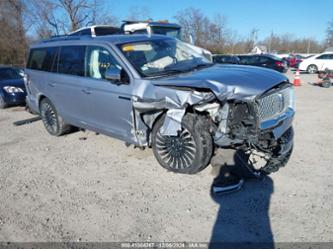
213;54;288;73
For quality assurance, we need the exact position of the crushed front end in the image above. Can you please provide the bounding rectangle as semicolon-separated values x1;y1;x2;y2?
196;82;295;174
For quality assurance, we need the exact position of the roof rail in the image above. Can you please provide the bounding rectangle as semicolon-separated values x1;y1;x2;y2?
40;35;92;43
122;19;153;24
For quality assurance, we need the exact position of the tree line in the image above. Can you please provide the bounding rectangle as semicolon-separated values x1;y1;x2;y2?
0;0;331;66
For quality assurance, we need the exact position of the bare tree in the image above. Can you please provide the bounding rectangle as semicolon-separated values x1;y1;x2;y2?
30;0;116;38
175;8;212;48
0;0;28;65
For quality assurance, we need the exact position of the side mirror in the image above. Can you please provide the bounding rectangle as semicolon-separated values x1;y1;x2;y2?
105;67;121;82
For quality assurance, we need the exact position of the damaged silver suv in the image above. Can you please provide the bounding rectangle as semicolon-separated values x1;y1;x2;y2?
25;35;294;174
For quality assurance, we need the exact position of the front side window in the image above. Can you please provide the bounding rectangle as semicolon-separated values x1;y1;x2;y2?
118;39;211;77
58;46;85;76
86;46;121;80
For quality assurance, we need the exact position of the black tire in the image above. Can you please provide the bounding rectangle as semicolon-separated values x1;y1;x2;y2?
152;113;213;174
0;95;7;109
39;98;71;136
321;80;331;88
307;64;318;74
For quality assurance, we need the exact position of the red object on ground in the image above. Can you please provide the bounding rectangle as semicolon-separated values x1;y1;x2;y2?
293;69;301;86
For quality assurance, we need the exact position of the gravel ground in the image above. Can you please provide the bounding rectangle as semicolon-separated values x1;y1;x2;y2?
0;70;332;243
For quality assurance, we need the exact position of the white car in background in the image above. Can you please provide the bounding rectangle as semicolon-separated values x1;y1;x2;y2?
298;52;333;73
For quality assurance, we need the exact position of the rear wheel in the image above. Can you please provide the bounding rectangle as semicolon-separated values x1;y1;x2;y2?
39;98;71;136
152;113;213;174
307;64;318;74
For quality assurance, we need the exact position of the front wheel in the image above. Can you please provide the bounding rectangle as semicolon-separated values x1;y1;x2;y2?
152;113;213;174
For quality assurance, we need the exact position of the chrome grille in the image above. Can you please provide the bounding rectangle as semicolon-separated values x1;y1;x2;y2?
257;87;291;121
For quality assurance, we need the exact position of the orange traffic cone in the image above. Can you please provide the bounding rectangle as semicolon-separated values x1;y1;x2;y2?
293;69;301;86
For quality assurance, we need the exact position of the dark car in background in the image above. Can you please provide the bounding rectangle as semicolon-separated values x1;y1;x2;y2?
238;54;288;73
213;55;240;64
0;66;26;108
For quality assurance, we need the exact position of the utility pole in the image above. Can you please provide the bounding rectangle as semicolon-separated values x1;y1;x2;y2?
268;31;273;53
307;40;311;54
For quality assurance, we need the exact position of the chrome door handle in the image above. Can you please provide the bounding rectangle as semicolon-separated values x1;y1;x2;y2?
82;88;92;94
48;82;56;87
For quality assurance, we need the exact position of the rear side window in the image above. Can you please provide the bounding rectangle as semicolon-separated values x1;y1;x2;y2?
239;56;256;64
259;56;270;63
27;47;58;71
317;54;330;59
58;46;85;76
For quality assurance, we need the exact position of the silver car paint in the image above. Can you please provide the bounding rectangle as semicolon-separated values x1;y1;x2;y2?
25;35;292;148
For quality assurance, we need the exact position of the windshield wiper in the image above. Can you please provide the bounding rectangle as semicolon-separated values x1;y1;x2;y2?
145;68;193;78
144;63;214;78
192;63;214;70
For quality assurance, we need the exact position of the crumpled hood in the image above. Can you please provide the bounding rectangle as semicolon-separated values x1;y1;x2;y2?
151;64;289;100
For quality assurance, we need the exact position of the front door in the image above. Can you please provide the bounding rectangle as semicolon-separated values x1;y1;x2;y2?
80;45;134;141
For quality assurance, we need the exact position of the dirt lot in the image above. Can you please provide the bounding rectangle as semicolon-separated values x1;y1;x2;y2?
0;71;332;243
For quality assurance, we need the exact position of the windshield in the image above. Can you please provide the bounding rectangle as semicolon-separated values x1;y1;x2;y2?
151;27;181;39
0;68;23;80
118;39;211;77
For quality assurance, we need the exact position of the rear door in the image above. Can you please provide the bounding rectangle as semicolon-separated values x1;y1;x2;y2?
49;45;87;123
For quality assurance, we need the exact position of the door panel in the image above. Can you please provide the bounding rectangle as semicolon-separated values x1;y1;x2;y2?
79;78;133;140
50;45;87;123
80;45;134;140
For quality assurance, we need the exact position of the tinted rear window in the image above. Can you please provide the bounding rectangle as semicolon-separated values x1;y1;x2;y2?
95;27;121;36
27;47;58;71
58;46;85;76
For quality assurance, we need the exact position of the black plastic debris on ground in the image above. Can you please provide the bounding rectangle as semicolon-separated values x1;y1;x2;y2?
13;116;41;126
